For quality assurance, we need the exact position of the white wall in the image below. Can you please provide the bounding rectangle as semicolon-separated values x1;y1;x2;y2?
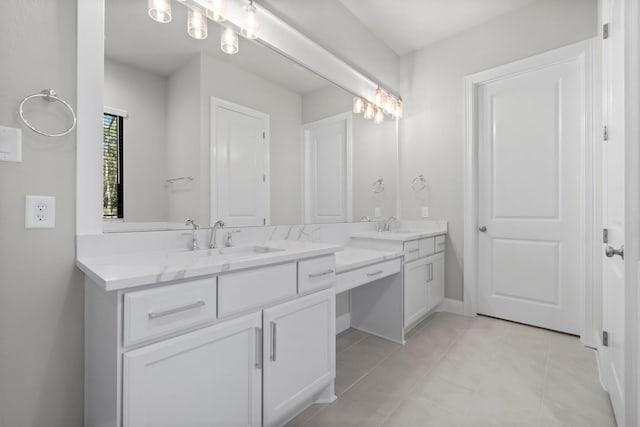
399;0;598;300
104;59;168;222
0;0;83;426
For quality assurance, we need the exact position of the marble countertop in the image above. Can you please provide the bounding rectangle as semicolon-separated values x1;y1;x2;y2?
334;247;402;274
350;227;447;242
77;240;343;292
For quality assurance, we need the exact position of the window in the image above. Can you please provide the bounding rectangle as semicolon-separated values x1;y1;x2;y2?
103;112;124;219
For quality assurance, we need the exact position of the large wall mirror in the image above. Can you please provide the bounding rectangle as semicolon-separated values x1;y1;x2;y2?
102;0;397;232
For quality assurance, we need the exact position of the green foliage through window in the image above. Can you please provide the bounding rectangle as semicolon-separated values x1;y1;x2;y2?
103;113;123;219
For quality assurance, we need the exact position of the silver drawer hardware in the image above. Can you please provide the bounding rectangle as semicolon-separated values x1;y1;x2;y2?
429;263;433;281
255;327;263;369
367;270;384;277
408;249;419;253
308;269;335;278
605;245;624;259
147;300;205;319
270;321;277;361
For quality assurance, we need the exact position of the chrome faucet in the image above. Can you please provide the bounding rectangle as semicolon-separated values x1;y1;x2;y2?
225;230;241;247
209;220;225;249
184;219;199;251
383;216;397;232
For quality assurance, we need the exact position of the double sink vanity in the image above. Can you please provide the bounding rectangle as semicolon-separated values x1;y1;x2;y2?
77;222;447;427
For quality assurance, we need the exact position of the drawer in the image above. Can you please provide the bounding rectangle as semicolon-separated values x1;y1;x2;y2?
218;263;297;318
123;276;217;347
298;255;336;295
403;240;421;262
335;258;402;294
419;237;435;257
435;235;446;253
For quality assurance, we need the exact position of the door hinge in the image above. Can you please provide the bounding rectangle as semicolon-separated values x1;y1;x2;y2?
263;218;266;225
263;131;266;139
262;174;266;182
603;330;609;347
603;228;609;244
603;125;609;141
603;23;609;39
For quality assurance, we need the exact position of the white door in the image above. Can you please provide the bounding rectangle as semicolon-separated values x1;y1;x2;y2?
262;288;335;427
477;46;586;334
303;113;352;223
403;258;428;328
123;312;262;427
211;98;269;227
601;0;626;421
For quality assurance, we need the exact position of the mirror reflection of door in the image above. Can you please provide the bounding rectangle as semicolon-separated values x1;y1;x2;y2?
211;98;270;227
302;113;353;224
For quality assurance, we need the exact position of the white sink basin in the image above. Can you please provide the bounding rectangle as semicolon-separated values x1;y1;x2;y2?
216;245;285;258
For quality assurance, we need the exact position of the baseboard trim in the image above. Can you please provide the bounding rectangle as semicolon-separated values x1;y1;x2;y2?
437;298;465;315
336;313;351;334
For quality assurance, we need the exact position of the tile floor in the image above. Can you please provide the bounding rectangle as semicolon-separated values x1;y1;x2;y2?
286;312;616;427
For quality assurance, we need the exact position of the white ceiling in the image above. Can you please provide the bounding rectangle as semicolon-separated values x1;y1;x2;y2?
338;0;539;56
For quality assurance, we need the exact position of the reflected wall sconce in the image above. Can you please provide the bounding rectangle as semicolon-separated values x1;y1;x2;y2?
241;0;259;39
148;0;172;23
353;86;402;125
221;26;239;54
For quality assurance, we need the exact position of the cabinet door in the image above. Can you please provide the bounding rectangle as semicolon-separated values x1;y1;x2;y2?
263;288;335;427
403;258;428;327
426;252;445;312
123;312;262;427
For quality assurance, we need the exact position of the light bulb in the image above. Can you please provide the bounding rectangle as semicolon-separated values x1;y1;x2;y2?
374;88;387;108
241;2;259;39
148;0;171;23
385;95;396;115
206;0;226;22
393;100;403;119
188;8;208;40
353;97;364;114
374;108;385;124
221;27;239;54
363;102;375;120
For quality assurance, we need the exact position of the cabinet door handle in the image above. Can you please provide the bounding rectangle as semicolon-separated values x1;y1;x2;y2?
270;321;277;362
367;270;384;277
147;300;205;319
308;269;335;278
255;327;263;369
427;264;433;282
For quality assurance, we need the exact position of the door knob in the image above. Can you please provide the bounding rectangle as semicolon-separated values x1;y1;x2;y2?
605;245;624;259
478;226;487;232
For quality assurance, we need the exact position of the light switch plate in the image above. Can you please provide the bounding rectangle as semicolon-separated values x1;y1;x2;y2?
0;126;22;163
25;195;55;229
374;207;381;218
421;206;429;218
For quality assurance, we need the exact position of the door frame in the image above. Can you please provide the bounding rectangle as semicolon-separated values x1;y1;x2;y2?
301;112;353;223
210;97;271;226
463;39;597;346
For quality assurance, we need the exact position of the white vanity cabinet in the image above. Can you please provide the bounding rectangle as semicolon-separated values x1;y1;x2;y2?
123;312;262;427
263;288;335;427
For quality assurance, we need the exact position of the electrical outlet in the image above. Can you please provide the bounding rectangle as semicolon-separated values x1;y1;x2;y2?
25;195;55;229
374;207;381;218
421;206;429;218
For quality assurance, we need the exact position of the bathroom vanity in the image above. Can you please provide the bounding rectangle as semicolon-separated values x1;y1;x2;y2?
79;241;342;427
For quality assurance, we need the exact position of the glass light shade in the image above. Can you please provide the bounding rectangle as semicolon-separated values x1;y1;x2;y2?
148;0;172;23
241;3;259;39
393;101;403;119
221;27;239;54
188;8;208;40
374;108;385;124
363;102;375;120
353;97;364;114
206;0;226;22
374;88;387;108
384;95;396;115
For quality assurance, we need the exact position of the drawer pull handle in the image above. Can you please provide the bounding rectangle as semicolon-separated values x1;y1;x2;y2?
255;327;263;369
407;249;419;253
148;300;205;319
270;321;277;362
308;269;335;278
367;270;384;277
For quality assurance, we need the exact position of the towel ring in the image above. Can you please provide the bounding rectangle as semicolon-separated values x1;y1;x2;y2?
372;178;385;194
19;89;77;137
411;174;427;192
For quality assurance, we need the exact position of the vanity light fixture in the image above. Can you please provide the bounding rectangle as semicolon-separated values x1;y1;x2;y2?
384;94;397;115
374;107;385;125
363;102;375;120
393;100;403;119
241;0;259;39
353;97;364;114
187;7;208;39
205;0;226;22
221;26;239;54
148;0;172;23
374;88;387;108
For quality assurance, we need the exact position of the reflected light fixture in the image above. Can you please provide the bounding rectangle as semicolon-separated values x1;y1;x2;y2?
374;88;387;108
206;0;226;22
241;0;259;39
221;26;239;54
187;8;208;39
353;97;364;114
363;102;375;120
374;107;385;124
384;95;396;115
393;100;403;119
148;0;172;23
